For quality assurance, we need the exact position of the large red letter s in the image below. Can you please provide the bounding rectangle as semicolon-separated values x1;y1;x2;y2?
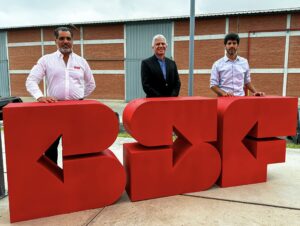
4;100;125;222
123;97;221;201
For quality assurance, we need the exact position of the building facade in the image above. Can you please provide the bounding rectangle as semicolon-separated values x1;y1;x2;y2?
0;8;300;101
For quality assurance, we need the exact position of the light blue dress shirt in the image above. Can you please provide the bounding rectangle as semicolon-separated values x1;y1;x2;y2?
210;55;251;96
157;58;167;80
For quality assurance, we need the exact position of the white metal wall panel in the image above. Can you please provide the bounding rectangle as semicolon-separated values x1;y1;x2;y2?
0;32;10;97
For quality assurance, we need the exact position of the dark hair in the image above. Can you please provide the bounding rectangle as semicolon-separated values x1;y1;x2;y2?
54;27;73;39
224;33;240;45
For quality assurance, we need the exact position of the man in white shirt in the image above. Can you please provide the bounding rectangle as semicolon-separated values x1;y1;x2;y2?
26;26;96;163
26;26;95;102
210;33;264;97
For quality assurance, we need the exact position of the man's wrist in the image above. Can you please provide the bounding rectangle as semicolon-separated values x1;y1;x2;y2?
219;90;227;96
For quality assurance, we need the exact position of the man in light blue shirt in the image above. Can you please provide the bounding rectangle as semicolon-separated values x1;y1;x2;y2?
210;33;264;97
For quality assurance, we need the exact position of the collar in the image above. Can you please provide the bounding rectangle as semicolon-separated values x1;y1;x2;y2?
155;54;165;62
224;55;240;62
55;50;73;59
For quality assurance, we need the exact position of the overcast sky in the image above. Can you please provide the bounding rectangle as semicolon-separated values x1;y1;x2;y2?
1;0;300;28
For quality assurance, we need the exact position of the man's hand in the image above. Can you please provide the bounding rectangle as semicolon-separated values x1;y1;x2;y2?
37;97;58;103
211;86;234;97
221;92;234;97
253;92;265;97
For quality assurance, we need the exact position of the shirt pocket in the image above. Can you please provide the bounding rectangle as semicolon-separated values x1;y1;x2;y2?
235;65;246;81
68;68;83;79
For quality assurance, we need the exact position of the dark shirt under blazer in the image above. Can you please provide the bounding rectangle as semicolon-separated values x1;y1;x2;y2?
141;55;181;97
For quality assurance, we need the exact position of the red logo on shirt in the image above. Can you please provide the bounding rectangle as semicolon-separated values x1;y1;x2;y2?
74;66;81;70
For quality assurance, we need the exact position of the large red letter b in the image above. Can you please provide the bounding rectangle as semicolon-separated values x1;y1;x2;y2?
4;100;125;222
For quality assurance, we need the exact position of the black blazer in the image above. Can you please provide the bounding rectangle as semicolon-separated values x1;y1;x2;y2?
141;55;181;97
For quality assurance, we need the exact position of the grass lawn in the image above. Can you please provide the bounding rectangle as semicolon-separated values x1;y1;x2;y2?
118;132;132;138
286;142;300;149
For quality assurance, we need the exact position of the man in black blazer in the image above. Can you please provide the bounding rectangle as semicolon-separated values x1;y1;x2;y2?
141;34;181;97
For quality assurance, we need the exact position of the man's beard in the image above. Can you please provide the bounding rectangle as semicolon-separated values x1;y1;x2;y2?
226;48;236;56
59;46;72;54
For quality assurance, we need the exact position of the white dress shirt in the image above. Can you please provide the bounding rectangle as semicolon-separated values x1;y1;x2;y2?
26;50;96;100
210;55;251;96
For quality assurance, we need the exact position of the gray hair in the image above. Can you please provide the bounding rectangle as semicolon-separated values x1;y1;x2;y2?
54;27;73;39
152;34;167;47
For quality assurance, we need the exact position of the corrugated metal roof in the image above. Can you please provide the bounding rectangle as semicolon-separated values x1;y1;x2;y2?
1;7;300;30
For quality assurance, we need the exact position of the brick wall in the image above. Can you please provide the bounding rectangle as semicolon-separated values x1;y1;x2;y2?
84;44;124;59
287;74;300;97
179;74;215;97
9;46;41;70
290;13;300;29
174;17;225;36
178;75;188;96
5;12;300;99
10;74;44;97
43;45;57;54
8;28;40;42
194;74;216;97
82;25;124;99
229;14;287;33
248;37;285;68
174;40;224;69
288;36;300;68
251;74;283;96
89;74;124;99
83;24;123;40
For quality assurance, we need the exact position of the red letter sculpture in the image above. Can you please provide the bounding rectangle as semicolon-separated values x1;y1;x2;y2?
217;96;298;187
123;97;221;201
4;96;297;221
4;100;125;222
